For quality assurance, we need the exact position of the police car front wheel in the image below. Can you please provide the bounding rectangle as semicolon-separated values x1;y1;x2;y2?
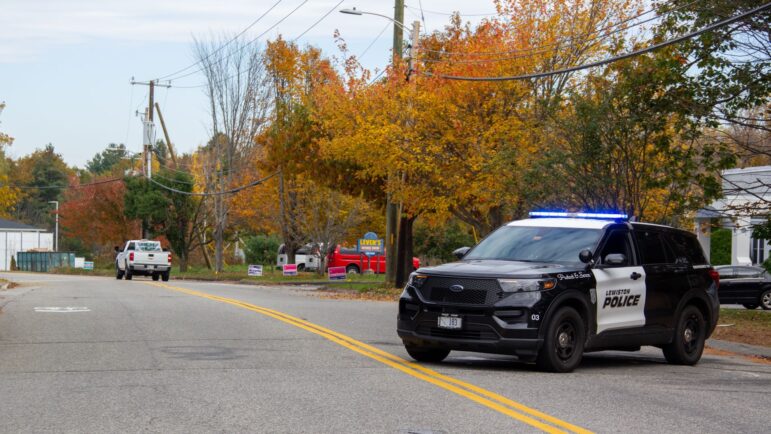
536;306;585;373
662;305;705;365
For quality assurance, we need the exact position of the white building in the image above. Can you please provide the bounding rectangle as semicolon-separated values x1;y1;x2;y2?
0;218;54;271
695;166;771;266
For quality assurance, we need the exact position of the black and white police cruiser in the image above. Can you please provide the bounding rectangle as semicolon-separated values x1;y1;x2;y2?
398;212;720;372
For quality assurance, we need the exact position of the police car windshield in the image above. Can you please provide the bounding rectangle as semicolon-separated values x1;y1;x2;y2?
465;226;602;264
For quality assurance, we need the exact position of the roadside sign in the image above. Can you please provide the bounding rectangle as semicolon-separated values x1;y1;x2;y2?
358;232;384;257
74;257;85;268
247;264;263;277
283;264;298;276
83;261;94;270
328;266;346;280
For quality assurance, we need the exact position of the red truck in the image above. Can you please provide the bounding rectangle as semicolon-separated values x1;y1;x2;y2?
326;245;420;274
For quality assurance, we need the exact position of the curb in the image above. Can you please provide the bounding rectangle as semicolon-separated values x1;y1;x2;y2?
707;338;771;359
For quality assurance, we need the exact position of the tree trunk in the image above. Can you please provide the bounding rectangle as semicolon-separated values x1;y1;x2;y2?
395;215;416;288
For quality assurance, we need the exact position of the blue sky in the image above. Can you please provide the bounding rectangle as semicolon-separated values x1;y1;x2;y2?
0;0;494;168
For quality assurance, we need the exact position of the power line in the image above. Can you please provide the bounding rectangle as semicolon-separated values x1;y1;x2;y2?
4;178;124;191
422;0;698;57
148;171;279;196
168;0;310;86
152;0;284;82
358;22;391;60
430;2;770;82
421;8;668;65
292;0;344;41
405;4;496;17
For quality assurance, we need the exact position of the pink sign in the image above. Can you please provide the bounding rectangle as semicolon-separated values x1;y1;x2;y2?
328;266;346;280
283;264;298;276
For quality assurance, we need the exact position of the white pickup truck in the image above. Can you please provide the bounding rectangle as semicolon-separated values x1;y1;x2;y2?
115;240;171;281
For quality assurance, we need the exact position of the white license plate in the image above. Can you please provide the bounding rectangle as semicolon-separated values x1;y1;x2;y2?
147;265;154;269
438;315;462;330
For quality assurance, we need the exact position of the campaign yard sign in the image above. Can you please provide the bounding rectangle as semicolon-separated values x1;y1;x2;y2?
247;264;263;277
283;264;298;276
328;266;346;280
83;261;94;271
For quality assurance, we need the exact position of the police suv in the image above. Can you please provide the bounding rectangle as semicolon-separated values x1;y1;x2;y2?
397;212;720;372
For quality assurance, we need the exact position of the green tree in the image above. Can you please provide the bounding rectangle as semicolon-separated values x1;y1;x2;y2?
124;170;202;271
540;50;735;223
11;144;72;228
243;234;281;266
86;144;128;174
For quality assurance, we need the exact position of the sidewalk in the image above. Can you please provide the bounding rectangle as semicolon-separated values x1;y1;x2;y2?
707;338;771;359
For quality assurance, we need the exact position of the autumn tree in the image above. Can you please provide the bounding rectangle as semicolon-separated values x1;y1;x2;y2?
10;144;73;228
194;35;271;272
539;49;736;224
59;179;140;259
0;102;19;217
261;38;340;265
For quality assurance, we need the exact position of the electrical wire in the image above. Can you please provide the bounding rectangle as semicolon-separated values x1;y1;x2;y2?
148;171;279;196
421;8;668;65
358;22;391;60
405;4;497;17
152;0;284;82
4;178;124;191
292;0;344;41
168;0;310;85
422;0;699;57
429;2;770;81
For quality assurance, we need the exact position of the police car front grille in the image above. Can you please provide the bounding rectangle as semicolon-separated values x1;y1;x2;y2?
418;277;502;305
416;324;499;341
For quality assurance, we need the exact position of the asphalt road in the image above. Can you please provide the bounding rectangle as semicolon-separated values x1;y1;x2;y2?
0;272;768;433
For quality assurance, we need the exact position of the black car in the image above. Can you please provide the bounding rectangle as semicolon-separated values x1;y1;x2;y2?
715;265;771;310
397;212;720;372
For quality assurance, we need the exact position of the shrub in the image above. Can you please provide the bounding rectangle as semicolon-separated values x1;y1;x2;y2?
243;234;281;266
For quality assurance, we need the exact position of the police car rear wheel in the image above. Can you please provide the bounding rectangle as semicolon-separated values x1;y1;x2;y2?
536;307;585;373
404;344;450;363
663;305;705;365
760;289;771;310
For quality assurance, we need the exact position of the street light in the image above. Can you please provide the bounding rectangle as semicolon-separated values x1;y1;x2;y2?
339;8;411;31
48;201;58;252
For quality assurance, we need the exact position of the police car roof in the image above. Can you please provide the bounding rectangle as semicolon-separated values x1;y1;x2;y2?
507;218;614;230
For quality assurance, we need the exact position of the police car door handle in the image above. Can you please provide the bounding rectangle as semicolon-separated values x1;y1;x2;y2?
630;272;642;280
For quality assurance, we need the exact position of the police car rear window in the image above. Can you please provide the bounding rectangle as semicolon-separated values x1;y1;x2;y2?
634;231;674;265
666;232;707;265
465;226;602;263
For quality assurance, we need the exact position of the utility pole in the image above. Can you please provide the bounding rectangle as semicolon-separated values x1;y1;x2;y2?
154;102;178;167
48;201;59;251
394;20;421;288
385;0;405;287
130;78;170;238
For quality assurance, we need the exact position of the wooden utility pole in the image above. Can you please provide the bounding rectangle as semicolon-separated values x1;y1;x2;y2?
154;102;178;167
385;0;405;287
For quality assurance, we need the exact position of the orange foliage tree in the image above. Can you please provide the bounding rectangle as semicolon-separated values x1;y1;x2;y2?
59;179;140;259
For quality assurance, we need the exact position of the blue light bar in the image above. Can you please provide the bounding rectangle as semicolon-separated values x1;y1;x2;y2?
529;211;628;220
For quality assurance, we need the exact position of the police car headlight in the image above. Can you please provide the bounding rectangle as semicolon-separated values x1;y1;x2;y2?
498;278;556;293
498;278;555;303
407;272;427;289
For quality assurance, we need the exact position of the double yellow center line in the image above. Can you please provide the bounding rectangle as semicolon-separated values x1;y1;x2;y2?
150;282;591;434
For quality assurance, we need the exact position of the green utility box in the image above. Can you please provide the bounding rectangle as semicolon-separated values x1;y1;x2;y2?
16;252;76;272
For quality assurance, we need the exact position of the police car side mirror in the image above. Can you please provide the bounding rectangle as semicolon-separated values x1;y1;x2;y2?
579;249;594;265
453;247;471;260
604;253;627;266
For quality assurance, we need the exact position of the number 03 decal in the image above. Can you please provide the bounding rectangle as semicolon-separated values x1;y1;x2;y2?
531;314;540;321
